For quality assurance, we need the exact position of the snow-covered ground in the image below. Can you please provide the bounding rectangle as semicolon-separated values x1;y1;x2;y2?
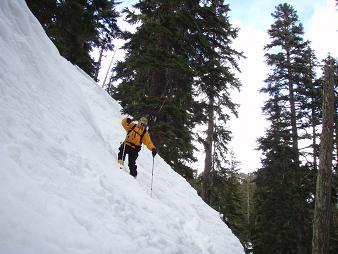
0;1;243;253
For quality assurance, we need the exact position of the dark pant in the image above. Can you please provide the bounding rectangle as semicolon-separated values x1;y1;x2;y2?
118;143;140;177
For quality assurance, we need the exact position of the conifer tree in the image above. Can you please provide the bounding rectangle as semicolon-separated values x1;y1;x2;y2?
255;4;317;253
210;153;246;243
26;0;120;77
109;0;197;179
312;56;336;254
193;152;248;249
254;94;301;253
298;47;321;171
191;0;242;203
331;57;338;254
238;172;256;252
109;0;242;185
92;0;120;81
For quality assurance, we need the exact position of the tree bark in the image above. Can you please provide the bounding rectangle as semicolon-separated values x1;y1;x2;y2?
311;91;318;171
286;51;299;160
286;49;305;254
94;47;104;82
312;60;335;254
202;94;214;204
335;88;338;166
201;0;218;204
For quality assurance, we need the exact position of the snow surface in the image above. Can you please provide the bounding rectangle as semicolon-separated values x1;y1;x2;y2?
0;1;244;253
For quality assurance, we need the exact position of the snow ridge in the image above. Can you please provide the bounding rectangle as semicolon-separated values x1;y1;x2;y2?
0;1;243;253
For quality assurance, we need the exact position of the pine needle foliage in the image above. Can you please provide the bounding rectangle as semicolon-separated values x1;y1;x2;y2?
109;0;198;179
254;4;319;253
26;0;120;77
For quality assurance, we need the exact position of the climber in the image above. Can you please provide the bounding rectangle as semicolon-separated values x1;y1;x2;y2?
118;117;157;178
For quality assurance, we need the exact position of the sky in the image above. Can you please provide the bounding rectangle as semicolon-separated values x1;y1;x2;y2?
95;0;338;174
227;0;338;173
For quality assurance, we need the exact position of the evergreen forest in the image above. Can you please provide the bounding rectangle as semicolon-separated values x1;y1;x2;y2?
27;0;337;253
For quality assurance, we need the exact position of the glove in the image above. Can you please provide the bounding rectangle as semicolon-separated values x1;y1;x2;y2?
152;148;157;157
126;117;132;124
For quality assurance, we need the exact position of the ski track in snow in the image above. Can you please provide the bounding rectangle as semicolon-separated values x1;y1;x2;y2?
0;1;244;253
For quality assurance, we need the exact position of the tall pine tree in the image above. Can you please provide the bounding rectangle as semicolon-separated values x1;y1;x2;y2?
109;0;197;179
254;94;301;253
254;4;317;253
190;0;242;203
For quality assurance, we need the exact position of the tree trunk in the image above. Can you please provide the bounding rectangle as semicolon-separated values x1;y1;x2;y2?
286;51;299;159
94;47;104;82
311;94;318;171
335;89;338;166
286;50;305;254
312;61;335;254
202;94;214;204
246;176;250;224
201;0;218;204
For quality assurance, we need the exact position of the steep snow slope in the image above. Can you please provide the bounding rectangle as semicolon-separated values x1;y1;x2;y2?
0;1;244;253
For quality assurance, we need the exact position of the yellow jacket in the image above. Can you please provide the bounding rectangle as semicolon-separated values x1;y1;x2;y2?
121;118;155;151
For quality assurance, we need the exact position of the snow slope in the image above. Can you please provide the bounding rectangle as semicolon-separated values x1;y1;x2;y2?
0;1;244;253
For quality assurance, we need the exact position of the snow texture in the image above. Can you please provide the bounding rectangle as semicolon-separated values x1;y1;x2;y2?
0;1;244;253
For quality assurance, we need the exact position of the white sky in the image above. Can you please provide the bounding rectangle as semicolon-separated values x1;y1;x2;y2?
94;0;338;174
